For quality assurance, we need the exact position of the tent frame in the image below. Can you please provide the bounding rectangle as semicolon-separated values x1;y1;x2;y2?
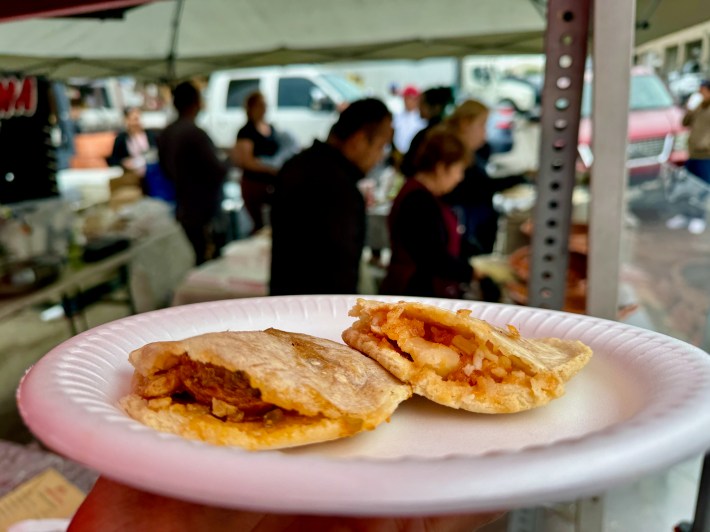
525;0;710;530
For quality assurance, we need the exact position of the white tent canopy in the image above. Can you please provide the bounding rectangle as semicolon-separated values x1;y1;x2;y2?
0;0;546;80
0;0;704;81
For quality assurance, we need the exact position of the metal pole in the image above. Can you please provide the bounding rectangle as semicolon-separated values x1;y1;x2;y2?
591;3;710;532
528;0;591;311
587;0;635;319
522;2;593;530
166;0;185;81
692;453;710;532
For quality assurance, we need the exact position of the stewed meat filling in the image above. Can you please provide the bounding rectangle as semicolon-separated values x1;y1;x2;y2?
133;356;278;421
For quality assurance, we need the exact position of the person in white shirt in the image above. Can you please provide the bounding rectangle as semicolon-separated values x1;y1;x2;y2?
392;85;427;154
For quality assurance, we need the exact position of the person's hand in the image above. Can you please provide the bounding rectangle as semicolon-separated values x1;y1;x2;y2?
472;267;485;282
523;169;537;181
69;477;504;532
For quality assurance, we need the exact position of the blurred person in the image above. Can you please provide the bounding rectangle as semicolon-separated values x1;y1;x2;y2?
158;81;228;265
685;89;704;111
442;100;526;259
270;98;393;295
232;91;282;234
107;107;157;178
51;81;76;171
667;79;710;234
392;85;426;154
68;476;503;531
400;86;454;178
381;128;477;299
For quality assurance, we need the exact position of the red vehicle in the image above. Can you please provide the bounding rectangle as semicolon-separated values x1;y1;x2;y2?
577;67;688;185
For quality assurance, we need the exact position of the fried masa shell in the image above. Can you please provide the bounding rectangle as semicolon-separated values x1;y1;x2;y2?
119;328;411;450
341;299;592;414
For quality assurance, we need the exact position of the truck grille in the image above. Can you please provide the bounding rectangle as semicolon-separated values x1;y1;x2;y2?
627;137;666;160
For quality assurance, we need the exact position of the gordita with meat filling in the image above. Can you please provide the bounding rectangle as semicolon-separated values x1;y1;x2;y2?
119;328;411;450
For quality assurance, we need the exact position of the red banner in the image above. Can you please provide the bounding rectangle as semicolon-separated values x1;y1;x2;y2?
0;1;153;22
0;77;38;119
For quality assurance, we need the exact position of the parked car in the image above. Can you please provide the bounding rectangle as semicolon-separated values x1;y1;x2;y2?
67;78;171;133
461;62;539;113
198;66;365;151
486;102;516;154
577;67;688;185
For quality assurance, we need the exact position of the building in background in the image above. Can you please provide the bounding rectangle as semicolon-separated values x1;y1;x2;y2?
635;21;710;102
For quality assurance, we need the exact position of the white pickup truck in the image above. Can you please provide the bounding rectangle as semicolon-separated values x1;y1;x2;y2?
461;61;539;113
198;66;366;151
69;78;172;133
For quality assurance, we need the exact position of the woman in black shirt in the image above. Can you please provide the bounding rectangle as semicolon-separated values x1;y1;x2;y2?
108;107;158;178
233;91;280;234
442;100;526;257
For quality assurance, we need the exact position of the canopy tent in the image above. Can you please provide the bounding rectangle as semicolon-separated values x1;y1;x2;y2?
0;0;706;81
1;0;707;82
0;0;547;80
3;3;710;530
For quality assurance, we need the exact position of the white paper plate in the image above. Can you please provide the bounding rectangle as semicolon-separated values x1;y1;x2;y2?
17;296;710;516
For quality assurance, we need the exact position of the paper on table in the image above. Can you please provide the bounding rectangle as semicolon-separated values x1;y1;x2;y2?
0;468;85;531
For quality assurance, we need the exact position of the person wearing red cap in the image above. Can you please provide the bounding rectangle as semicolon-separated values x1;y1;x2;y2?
392;85;426;154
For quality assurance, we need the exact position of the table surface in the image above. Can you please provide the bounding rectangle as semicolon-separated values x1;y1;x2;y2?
172;235;270;305
0;440;97;497
0;229;176;322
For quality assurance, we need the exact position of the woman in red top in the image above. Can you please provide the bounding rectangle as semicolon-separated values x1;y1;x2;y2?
381;128;476;298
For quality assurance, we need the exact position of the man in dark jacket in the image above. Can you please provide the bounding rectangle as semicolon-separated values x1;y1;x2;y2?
270;99;392;295
158;82;228;264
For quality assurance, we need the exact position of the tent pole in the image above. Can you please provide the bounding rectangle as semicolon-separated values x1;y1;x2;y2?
166;0;185;81
521;1;593;529
528;0;590;311
580;1;634;529
690;454;710;531
587;0;635;319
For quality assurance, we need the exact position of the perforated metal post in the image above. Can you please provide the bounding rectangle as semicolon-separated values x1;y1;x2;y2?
512;4;592;529
691;454;710;532
528;0;591;311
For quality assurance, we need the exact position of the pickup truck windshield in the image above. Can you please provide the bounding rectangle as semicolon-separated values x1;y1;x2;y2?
321;74;365;102
581;74;675;117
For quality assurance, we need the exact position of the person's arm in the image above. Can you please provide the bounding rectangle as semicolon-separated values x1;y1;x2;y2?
397;191;474;282
447;166;526;204
68;477;502;532
683;108;697;127
231;130;278;175
400;128;427;178
195;128;229;184
107;132;129;168
156;135;174;182
485;174;527;194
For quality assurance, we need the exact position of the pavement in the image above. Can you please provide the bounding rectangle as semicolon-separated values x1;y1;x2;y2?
622;185;710;350
492;115;710;352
